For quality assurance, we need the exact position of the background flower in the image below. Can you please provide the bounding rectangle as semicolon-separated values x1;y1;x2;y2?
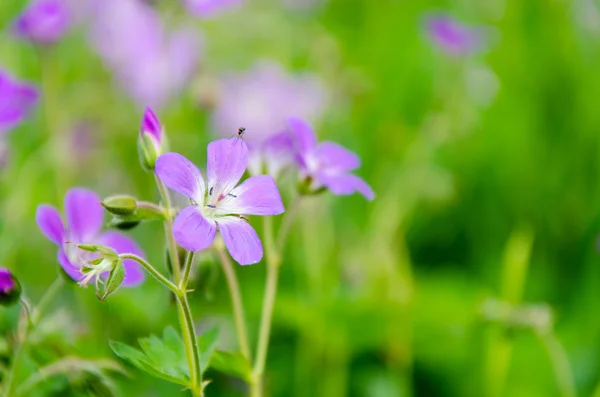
12;0;71;44
0;69;38;136
424;14;485;55
183;0;245;18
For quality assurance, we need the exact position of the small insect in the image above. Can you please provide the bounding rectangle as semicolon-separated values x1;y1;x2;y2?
232;127;246;145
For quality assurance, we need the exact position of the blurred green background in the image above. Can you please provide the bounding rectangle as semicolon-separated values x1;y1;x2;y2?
2;0;600;396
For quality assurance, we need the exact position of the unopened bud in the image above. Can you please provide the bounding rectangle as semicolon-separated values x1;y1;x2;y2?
138;107;165;171
0;267;21;306
102;195;137;216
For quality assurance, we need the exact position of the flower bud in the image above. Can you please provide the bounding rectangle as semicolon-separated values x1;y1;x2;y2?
102;195;137;216
0;267;21;306
138;107;164;171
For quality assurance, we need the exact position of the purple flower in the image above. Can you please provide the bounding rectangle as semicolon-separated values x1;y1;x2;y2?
0;69;38;136
12;0;71;44
0;267;21;306
155;139;284;265
288;117;374;201
211;61;328;175
424;14;483;55
183;0;244;18
141;107;162;145
88;0;202;109
36;188;145;286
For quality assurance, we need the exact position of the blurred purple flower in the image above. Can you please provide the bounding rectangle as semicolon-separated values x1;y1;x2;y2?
12;0;71;44
88;0;202;110
288;117;374;200
36;188;145;286
0;268;16;296
155;139;284;265
424;14;483;55
183;0;244;18
0;267;20;306
0;69;38;136
212;61;328;175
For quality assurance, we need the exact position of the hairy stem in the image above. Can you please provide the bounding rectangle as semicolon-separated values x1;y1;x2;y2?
180;251;195;290
120;254;181;297
215;245;251;360
155;173;182;283
252;217;281;397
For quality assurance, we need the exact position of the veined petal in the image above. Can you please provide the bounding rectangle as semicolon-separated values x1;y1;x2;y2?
216;216;263;265
206;138;248;201
36;204;65;245
58;249;83;281
65;188;103;242
217;175;284;216
156;152;205;204
315;141;361;173
287;116;317;157
173;206;217;252
96;231;145;286
316;172;375;201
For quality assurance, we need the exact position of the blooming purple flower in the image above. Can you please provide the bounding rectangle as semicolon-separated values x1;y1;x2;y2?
0;267;20;306
0;69;38;136
287;117;374;201
155;139;284;265
88;0;202;110
424;14;483;55
211;61;328;176
183;0;244;18
36;188;145;286
12;0;71;44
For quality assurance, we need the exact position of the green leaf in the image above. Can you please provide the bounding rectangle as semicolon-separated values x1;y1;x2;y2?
109;334;189;387
198;327;219;371
209;351;252;383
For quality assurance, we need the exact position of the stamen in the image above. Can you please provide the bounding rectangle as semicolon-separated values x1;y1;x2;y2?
228;193;237;198
207;204;216;209
209;187;213;195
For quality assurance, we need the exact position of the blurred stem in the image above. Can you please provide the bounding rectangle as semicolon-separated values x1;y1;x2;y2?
31;276;63;325
252;198;300;396
215;244;251;360
121;253;202;395
155;173;182;283
485;227;533;397
3;307;29;397
536;330;576;397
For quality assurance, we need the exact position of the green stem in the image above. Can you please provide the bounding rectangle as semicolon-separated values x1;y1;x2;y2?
536;330;576;397
3;304;30;397
215;245;251;360
176;294;203;396
252;217;281;396
155;173;182;283
119;254;180;297
120;253;202;395
180;251;195;290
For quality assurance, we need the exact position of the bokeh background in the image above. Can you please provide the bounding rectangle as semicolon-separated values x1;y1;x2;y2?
2;0;600;396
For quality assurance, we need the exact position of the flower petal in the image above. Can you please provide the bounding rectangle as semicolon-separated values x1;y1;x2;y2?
316;172;375;201
173;206;217;252
141;107;161;142
315;141;361;173
287;116;317;157
206;138;248;201
217;175;284;216
58;249;83;281
156;152;205;204
64;188;103;242
216;216;263;265
36;204;65;245
96;231;145;286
